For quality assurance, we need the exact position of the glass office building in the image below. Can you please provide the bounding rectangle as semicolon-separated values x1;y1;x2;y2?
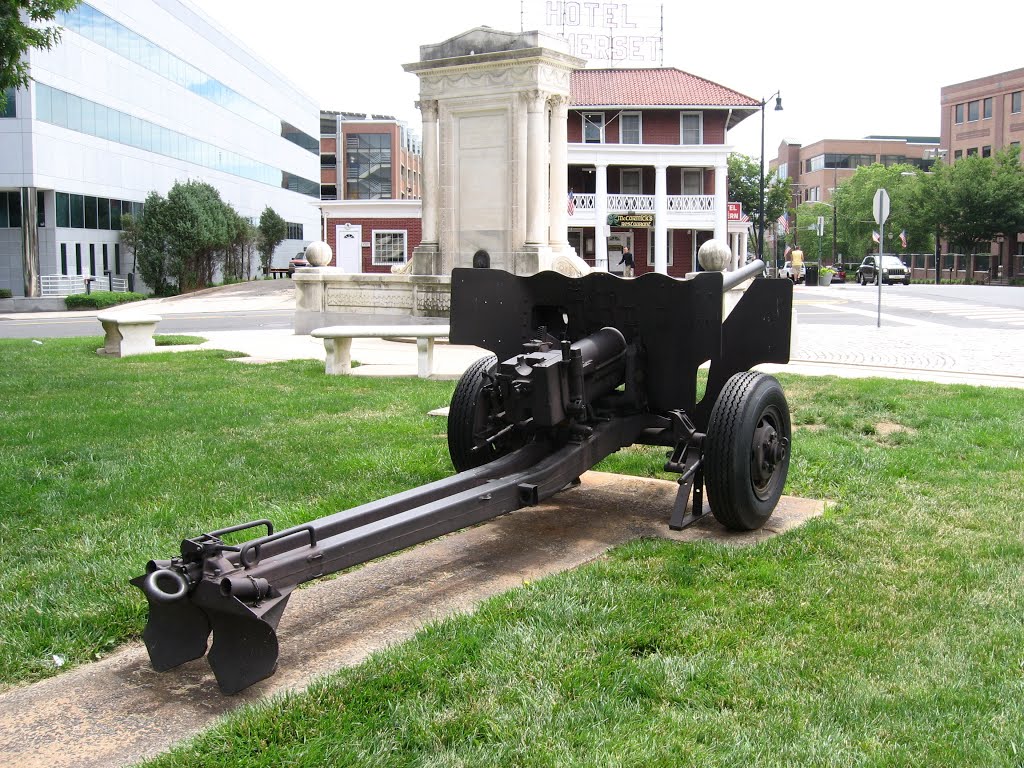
0;0;321;296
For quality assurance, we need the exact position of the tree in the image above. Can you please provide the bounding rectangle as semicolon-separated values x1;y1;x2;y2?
727;152;791;259
163;180;234;290
257;206;287;276
127;191;174;295
830;163;930;261
794;201;837;264
0;0;80;112
225;211;258;282
923;146;1024;260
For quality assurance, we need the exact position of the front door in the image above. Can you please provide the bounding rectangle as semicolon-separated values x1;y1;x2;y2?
335;224;362;273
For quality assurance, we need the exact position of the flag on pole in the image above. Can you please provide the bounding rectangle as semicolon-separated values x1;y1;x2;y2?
783;245;792;258
777;212;789;234
567;190;575;215
872;231;881;244
899;229;908;248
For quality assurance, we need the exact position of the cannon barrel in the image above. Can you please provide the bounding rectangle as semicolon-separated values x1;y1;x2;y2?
721;259;766;291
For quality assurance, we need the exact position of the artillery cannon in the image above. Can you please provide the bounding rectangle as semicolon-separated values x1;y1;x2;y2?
132;261;793;694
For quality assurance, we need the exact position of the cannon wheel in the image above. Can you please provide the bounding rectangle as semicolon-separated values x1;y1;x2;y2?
704;371;791;531
448;355;522;472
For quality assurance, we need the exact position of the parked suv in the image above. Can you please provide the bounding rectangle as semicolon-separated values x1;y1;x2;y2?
857;254;910;285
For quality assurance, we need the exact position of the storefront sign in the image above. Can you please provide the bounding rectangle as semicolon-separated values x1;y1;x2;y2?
525;1;663;66
607;212;655;228
727;202;742;221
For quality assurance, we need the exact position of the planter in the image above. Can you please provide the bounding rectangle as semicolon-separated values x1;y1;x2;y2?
817;271;834;287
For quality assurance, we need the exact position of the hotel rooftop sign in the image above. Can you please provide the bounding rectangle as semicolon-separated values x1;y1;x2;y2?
524;1;663;67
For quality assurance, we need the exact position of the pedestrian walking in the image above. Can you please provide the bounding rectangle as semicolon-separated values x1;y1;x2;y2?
619;247;634;278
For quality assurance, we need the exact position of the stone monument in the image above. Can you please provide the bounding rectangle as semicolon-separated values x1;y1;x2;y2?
294;27;589;333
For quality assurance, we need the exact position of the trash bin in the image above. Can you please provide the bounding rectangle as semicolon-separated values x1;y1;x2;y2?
804;263;819;287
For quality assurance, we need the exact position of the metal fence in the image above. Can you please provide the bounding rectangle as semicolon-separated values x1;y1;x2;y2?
39;274;130;296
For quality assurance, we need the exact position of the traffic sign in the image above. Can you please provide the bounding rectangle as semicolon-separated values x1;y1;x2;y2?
873;188;890;226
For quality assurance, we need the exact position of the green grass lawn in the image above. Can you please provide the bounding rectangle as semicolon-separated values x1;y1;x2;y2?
2;337;1024;766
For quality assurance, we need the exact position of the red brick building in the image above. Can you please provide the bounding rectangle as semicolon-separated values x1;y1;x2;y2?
320;67;759;276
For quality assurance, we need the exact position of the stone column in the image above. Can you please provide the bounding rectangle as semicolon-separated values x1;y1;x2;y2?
594;163;608;271
654;165;668;274
412;99;440;274
419;100;439;243
547;95;570;252
524;90;548;246
713;164;728;244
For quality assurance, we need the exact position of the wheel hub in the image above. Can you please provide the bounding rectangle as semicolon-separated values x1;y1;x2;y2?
752;420;789;491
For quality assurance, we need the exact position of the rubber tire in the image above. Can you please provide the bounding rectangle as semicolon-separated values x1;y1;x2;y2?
704;371;791;531
447;355;505;472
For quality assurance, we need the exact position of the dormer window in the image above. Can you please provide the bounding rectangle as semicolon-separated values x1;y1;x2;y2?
583;112;605;143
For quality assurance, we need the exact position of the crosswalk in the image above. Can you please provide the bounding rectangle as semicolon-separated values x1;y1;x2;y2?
828;292;1024;326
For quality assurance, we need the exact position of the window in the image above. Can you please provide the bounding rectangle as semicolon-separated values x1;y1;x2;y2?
60;244;68;275
1013;92;1022;114
346;132;392;199
982;145;992;158
110;199;122;230
954;149;963;160
97;198;109;229
681;170;702;195
70;195;84;228
681;113;702;145
776;163;788;180
0;191;21;227
620;112;641;144
37;191;45;227
75;243;82;274
966;147;978;157
881;155;907;167
56;192;70;227
89;244;96;276
983;97;993;119
102;244;109;273
286;222;303;240
955;104;964;123
84;196;98;229
372;230;407;266
583;113;604;143
968;101;979;121
1;87;15;118
114;243;121;274
620;169;642;194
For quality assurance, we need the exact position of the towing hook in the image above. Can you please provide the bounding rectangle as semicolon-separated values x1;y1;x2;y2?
143;568;189;604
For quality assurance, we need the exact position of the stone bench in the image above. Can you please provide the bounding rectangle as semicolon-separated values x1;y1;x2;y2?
311;324;450;378
96;313;162;357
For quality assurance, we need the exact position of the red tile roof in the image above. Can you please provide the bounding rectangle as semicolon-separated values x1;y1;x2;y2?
571;68;759;108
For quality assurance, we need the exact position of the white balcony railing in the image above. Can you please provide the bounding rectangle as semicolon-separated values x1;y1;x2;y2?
568;194;716;220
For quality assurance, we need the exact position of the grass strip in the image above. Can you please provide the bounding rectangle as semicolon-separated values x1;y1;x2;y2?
2;337;1024;765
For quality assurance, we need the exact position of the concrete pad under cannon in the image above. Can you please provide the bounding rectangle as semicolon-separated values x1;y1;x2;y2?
0;473;824;768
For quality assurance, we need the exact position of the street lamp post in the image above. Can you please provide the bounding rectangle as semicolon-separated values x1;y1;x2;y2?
758;91;783;273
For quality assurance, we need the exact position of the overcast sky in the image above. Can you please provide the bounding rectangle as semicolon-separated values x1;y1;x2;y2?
188;0;1022;160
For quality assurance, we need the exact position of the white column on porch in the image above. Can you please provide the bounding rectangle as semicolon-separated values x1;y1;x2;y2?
654;164;668;274
594;163;608;271
547;95;570;252
418;99;439;244
524;90;548;245
740;230;749;266
713;164;728;244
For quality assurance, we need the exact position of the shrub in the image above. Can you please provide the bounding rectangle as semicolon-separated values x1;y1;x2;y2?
0;288;12;299
64;291;148;310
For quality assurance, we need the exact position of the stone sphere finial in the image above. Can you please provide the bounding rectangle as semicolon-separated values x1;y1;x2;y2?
697;239;731;272
305;240;333;267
